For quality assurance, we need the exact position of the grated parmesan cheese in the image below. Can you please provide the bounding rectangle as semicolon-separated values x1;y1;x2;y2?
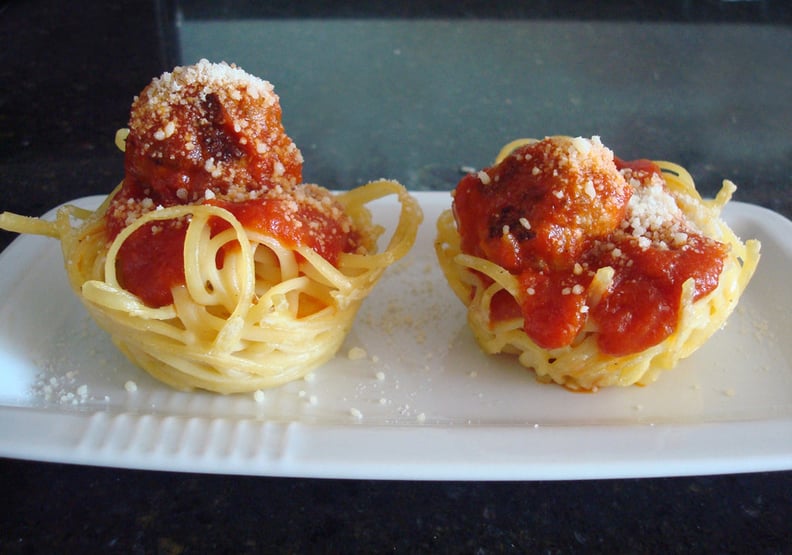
621;170;689;249
347;346;368;360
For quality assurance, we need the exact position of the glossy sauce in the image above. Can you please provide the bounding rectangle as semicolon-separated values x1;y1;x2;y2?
453;137;727;356
114;194;357;308
115;223;187;308
207;195;357;266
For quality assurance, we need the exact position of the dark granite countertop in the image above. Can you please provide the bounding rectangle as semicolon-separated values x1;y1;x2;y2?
1;1;791;552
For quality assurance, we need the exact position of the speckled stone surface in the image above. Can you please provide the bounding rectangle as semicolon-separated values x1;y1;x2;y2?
1;1;791;553
2;458;791;554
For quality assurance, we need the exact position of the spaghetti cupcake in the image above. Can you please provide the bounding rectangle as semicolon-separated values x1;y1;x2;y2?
1;60;422;393
435;136;759;391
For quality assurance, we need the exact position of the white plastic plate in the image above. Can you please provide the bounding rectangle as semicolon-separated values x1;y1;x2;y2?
0;193;790;480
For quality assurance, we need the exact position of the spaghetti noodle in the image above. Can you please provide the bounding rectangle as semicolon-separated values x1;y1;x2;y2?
0;61;422;393
435;136;760;391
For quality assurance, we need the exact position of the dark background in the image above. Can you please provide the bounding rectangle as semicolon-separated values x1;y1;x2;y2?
1;1;791;552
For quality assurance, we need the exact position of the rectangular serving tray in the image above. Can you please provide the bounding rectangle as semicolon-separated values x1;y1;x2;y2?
0;193;790;480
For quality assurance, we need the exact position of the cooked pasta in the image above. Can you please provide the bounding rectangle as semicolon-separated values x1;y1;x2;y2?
436;136;760;391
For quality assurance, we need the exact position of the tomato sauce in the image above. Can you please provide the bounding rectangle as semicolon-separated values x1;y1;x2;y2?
207;196;355;266
109;193;356;308
115;222;187;308
453;137;727;356
587;234;726;355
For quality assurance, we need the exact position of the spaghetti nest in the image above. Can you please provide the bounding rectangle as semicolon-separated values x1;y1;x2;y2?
4;179;421;393
435;138;760;391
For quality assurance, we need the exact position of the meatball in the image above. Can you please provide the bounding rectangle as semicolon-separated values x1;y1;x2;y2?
454;136;632;271
108;60;303;235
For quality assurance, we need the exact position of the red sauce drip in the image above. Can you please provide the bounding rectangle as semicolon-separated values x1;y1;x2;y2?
115;223;187;308
589;235;726;355
517;269;592;348
453;138;727;355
